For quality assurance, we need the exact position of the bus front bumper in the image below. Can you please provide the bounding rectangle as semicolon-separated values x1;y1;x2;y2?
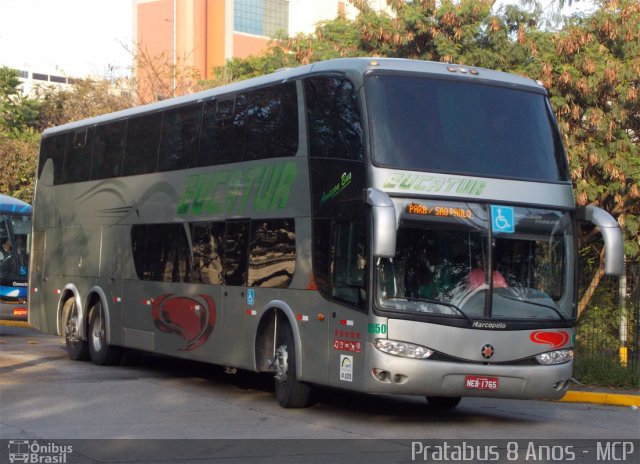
363;343;573;400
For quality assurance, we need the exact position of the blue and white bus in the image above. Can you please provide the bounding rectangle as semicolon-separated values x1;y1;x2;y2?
0;194;31;321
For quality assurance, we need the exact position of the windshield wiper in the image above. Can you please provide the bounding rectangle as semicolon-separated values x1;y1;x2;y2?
393;296;473;324
497;294;567;323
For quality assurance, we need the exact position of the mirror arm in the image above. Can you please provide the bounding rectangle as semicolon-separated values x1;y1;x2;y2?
366;188;396;258
577;205;624;275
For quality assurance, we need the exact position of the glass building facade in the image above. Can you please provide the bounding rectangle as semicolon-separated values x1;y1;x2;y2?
234;0;289;36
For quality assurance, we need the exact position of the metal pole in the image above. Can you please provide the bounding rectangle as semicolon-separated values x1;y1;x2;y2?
173;0;177;97
619;259;628;366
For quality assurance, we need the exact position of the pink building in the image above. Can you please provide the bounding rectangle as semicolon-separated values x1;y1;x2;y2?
133;0;350;81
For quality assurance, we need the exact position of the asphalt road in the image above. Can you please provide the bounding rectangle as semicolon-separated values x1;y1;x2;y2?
1;324;638;463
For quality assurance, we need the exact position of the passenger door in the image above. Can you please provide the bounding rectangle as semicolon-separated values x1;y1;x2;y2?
327;206;369;387
221;220;251;367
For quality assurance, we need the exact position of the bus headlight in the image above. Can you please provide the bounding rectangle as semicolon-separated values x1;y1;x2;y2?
536;349;574;365
374;339;434;359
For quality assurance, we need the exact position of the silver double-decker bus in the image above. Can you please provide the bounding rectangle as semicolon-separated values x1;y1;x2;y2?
0;194;31;321
29;58;623;409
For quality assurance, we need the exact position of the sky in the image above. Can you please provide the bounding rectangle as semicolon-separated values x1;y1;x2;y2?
0;0;133;78
0;0;596;80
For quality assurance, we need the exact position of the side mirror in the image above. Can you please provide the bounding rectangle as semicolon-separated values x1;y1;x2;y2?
366;188;396;258
577;205;624;275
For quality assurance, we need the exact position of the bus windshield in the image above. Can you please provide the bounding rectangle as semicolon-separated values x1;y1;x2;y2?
375;201;575;321
366;74;567;182
0;214;31;285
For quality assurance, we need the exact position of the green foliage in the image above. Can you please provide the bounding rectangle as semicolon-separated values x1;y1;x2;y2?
0;66;40;138
573;353;639;388
573;271;639;388
539;1;640;263
34;78;133;130
0;66;41;203
202;45;291;87
0;133;40;203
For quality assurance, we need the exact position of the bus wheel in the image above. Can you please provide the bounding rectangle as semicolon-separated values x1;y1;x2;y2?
62;298;89;361
273;322;313;408
426;396;462;410
88;301;123;366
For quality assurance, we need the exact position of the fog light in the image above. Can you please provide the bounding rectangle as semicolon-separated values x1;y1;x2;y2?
372;368;388;381
536;349;574;365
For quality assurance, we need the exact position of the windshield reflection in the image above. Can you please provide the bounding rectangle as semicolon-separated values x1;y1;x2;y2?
366;74;567;182
376;203;574;321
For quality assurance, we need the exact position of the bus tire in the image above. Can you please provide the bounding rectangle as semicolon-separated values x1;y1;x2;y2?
274;322;313;408
88;301;123;366
426;396;462;410
62;298;89;361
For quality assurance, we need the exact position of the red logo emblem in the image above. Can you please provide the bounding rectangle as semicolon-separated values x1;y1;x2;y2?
151;294;216;351
481;344;495;359
530;331;569;349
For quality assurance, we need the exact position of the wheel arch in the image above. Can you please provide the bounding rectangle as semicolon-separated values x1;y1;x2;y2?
56;284;83;338
254;300;303;378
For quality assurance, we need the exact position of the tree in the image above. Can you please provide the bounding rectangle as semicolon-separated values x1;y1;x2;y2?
0;136;39;203
0;66;40;138
538;0;639;315
208;0;551;76
130;44;205;104
34;77;133;130
0;66;41;203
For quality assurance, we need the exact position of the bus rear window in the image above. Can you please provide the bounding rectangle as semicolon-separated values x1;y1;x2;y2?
366;75;568;182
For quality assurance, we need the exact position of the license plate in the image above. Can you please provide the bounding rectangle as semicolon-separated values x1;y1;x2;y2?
465;375;499;390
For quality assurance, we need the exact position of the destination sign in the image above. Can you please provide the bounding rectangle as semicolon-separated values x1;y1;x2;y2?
406;203;473;219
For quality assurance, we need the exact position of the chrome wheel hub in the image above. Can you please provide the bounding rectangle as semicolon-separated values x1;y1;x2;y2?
273;344;289;383
91;311;104;352
66;315;80;343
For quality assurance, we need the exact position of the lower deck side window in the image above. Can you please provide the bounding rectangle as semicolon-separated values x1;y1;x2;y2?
131;218;295;288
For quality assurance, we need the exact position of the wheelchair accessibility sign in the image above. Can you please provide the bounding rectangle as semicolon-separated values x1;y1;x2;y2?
491;205;515;233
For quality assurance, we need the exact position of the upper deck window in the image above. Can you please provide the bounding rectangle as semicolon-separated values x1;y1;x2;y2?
366;75;568;182
304;76;364;160
63;128;95;183
123;112;163;176
198;81;298;166
91;120;126;180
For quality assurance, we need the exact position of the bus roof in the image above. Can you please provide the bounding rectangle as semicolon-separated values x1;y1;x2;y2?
41;57;545;136
0;194;32;215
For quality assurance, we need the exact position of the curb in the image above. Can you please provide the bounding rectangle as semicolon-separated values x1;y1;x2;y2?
559;390;640;407
0;320;32;328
